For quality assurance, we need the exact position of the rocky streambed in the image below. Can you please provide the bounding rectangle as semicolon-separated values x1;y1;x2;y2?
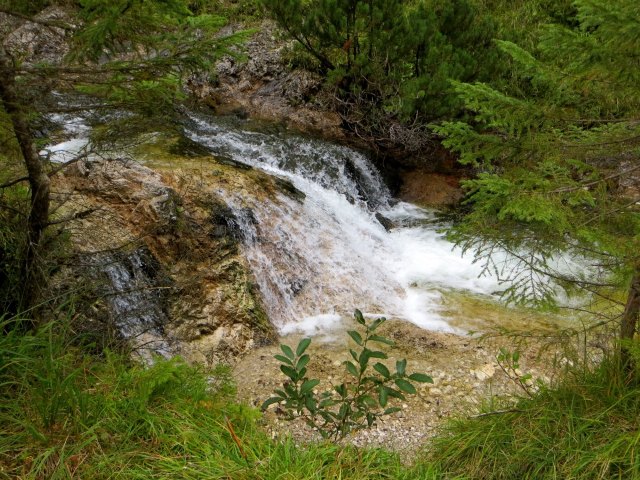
234;316;578;457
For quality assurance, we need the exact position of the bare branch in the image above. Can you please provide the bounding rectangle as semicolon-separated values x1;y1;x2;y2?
0;175;29;189
46;208;99;227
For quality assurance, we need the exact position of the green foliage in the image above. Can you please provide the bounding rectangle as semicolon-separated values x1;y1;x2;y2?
65;0;249;118
495;347;544;397
429;344;640;479
434;0;640;308
263;309;433;440
261;0;499;143
0;314;437;478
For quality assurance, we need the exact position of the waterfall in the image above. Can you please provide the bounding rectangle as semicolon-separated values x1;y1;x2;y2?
94;247;173;360
185;114;507;333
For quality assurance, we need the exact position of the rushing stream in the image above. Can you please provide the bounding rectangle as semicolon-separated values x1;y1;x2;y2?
46;106;584;342
184;114;510;334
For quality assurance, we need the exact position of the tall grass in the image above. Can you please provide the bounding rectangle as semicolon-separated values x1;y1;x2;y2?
0;317;435;479
6;312;640;479
429;351;640;479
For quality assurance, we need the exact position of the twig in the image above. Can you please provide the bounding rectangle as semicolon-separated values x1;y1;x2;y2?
470;409;523;418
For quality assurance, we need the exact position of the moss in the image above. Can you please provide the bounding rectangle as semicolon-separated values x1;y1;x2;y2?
441;290;576;333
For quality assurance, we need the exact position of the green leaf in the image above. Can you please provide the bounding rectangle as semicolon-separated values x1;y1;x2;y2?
347;330;363;346
305;395;317;413
296;354;310;371
280;365;297;380
335;384;347;397
386;388;405;400
300;379;320;395
320;411;335;422
358;349;371;370
396;359;407;376
369;334;394;346
395;378;416;394
349;349;359;361
360;394;377;408
281;344;295;360
274;354;293;365
379;386;388;407
368;350;387;359
319;398;336;408
373;362;391;378
345;361;359;377
369;317;385;331
383;407;401;415
408;373;433;383
367;412;375;426
296;338;312;356
354;309;366;325
261;396;283;410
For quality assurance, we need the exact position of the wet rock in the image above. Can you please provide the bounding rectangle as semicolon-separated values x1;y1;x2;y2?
188;21;344;140
168;135;213;157
209;202;244;240
59;156;276;366
398;169;464;207
375;212;395;231
214;155;253;170
89;246;173;360
273;176;306;202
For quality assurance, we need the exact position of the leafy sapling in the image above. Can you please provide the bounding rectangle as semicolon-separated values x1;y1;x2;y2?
262;309;433;440
496;347;543;397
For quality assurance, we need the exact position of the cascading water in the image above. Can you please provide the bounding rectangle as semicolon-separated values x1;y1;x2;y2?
185;114;510;334
94;247;173;360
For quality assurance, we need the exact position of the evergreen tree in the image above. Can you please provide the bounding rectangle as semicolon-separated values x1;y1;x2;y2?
261;0;498;145
0;0;245;317
434;0;640;370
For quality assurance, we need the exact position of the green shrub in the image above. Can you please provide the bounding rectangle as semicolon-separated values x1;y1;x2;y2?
263;309;433;440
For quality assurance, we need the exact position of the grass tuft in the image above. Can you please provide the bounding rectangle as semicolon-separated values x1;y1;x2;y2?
428;351;640;479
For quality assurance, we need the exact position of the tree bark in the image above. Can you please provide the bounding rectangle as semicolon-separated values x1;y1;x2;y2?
0;47;50;313
620;266;640;378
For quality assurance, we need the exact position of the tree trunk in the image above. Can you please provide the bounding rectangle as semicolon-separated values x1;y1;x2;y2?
620;266;640;378
0;47;50;313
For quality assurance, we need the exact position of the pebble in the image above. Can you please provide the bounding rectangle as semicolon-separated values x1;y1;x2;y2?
473;363;496;381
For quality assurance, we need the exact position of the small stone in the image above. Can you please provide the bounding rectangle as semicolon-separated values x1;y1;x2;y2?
473;363;496;381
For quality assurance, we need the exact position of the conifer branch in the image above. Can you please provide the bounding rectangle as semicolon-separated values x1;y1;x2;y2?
549;164;640;194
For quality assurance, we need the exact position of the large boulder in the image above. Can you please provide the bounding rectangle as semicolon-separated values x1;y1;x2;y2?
59;157;276;365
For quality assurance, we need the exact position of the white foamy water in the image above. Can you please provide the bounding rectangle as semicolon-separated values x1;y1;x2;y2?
184;114;520;333
40;112;92;163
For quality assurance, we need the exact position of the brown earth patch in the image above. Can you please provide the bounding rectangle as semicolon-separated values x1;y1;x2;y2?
398;170;465;207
